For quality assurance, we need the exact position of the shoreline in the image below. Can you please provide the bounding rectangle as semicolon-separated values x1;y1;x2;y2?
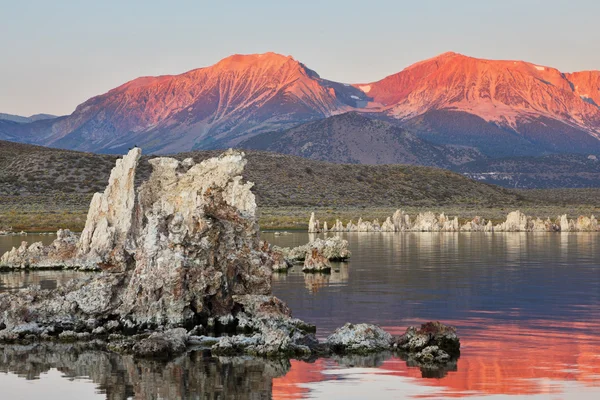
3;204;600;233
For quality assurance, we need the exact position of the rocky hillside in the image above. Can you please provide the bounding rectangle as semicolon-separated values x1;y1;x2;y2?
0;140;519;208
0;113;56;123
459;154;600;188
1;52;599;158
240;112;484;167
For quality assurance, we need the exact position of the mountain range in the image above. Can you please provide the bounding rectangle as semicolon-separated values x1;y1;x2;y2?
1;51;599;162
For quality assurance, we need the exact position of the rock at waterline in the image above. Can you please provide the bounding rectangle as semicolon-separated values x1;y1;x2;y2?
302;248;332;273
0;229;81;269
0;149;282;348
326;323;393;354
276;236;351;264
393;321;461;357
309;209;600;232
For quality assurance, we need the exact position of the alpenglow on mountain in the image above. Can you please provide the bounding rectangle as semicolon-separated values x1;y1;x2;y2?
1;51;599;156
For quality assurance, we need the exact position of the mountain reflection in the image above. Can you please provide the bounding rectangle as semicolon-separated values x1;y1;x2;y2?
271;318;600;399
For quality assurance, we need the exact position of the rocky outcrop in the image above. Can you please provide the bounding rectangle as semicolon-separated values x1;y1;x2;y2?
276;236;351;264
393;322;460;370
0;229;80;269
0;149;283;347
494;210;530;232
308;212;319;233
302;248;331;273
0;149;460;362
326;323;393;354
2;149;450;361
76;148;141;268
308;209;600;233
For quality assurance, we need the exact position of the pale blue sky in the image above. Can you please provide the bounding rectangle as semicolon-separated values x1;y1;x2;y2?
1;0;599;116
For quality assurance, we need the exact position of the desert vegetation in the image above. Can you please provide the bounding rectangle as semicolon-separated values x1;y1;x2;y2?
1;141;599;231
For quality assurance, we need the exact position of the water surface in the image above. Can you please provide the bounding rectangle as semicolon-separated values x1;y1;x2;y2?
0;232;599;399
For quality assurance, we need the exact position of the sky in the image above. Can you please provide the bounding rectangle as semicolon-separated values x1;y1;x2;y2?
1;0;599;116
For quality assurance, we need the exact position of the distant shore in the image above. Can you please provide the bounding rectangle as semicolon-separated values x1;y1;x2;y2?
4;203;600;233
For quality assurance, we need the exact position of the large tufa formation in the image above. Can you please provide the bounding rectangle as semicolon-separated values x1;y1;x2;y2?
311;210;599;233
0;149;279;336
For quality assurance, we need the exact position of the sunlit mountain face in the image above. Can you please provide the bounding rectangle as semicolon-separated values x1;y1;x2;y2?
360;52;600;156
2;52;599;157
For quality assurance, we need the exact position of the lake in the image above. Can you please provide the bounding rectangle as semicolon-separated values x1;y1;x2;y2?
1;232;599;399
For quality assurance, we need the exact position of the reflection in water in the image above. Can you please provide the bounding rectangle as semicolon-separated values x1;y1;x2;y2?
266;232;600;398
1;232;600;399
0;344;466;400
0;343;290;399
271;318;600;399
273;264;349;294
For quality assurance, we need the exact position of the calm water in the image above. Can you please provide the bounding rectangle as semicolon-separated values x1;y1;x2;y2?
0;232;599;399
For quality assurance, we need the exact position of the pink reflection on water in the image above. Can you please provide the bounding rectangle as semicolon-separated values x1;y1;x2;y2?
272;315;600;398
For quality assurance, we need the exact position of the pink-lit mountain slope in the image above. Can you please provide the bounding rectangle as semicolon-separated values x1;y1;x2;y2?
2;52;599;157
6;53;366;153
357;52;600;156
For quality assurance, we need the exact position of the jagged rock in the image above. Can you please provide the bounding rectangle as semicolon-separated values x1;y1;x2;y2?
211;316;320;357
461;216;486;232
277;236;351;263
0;150;281;346
381;217;395;232
303;248;331;273
308;212;318;233
494;210;530;231
559;214;570;232
485;221;494;232
411;212;440;232
331;219;345;232
393;322;460;358
413;345;451;364
0;229;79;269
270;249;291;272
308;209;600;233
77;148;141;269
440;214;459;232
0;150;460;361
576;215;598;231
326;323;393;354
392;209;411;231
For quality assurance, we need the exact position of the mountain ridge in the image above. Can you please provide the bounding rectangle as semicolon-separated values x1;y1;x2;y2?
1;51;599;156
